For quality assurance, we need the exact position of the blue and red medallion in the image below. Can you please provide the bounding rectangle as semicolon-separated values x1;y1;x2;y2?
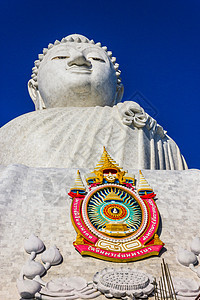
68;147;164;262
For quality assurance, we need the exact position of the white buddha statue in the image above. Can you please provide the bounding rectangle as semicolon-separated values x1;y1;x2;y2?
0;34;187;170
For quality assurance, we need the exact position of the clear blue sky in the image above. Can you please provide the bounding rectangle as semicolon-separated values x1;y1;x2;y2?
0;0;199;169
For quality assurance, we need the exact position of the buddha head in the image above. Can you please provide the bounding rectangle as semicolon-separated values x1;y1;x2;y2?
28;34;124;110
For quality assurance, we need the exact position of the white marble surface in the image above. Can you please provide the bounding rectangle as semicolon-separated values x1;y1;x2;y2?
0;34;188;170
0;103;187;170
28;34;123;110
0;165;199;299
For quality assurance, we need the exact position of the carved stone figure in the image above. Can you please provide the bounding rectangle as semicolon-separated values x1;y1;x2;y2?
17;234;100;299
177;237;200;279
0;34;187;170
93;267;155;298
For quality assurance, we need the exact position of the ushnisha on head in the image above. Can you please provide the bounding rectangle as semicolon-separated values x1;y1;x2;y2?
28;34;124;110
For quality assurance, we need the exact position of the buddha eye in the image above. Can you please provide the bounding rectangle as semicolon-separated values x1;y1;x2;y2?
51;56;69;60
88;56;105;63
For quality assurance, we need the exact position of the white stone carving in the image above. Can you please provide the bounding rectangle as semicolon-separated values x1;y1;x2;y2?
0;165;198;299
177;237;200;280
24;233;45;255
0;34;188;170
118;101;167;138
93;267;155;299
190;237;200;255
17;235;101;300
117;101;148;128
177;248;198;266
41;245;63;270
39;278;101;299
0;104;187;170
28;33;124;110
23;260;46;279
17;278;41;299
46;277;88;291
173;277;200;299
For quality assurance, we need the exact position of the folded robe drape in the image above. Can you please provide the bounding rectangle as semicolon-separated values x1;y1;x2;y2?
0;102;187;170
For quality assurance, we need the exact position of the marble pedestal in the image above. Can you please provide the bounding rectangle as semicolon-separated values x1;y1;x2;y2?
0;165;199;299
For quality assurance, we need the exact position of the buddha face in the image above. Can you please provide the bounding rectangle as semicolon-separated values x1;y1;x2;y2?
29;38;123;109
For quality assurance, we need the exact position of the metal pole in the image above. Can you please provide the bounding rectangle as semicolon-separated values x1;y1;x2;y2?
159;279;163;300
161;261;168;300
160;275;165;300
195;293;200;300
166;262;177;300
154;280;159;300
162;259;173;299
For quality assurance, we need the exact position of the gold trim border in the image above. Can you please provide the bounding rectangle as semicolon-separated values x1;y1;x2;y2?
79;250;160;263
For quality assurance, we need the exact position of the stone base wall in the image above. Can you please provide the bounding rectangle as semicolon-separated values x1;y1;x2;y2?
0;164;199;299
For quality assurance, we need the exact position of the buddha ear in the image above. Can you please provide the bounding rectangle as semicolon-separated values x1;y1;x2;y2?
28;79;46;110
114;83;124;104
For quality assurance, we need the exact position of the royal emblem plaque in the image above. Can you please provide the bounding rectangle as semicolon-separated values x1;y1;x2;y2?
68;148;164;262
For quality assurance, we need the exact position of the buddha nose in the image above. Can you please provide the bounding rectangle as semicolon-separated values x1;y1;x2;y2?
67;51;91;67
